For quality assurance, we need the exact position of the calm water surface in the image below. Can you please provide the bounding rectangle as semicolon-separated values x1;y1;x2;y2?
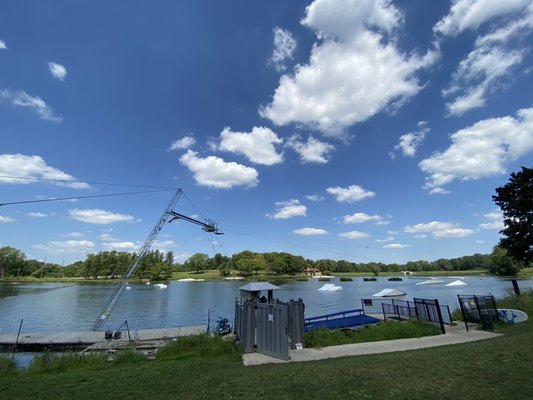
1;276;532;334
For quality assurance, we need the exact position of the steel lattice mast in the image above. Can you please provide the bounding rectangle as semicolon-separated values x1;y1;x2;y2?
91;188;184;331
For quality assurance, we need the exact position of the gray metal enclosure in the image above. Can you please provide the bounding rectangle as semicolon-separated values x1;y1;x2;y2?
234;298;305;361
256;303;288;360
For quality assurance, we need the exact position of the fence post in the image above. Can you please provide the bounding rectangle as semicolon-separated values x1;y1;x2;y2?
434;299;446;334
457;295;469;331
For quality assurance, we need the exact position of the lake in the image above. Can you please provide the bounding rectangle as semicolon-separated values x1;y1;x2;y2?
1;276;532;335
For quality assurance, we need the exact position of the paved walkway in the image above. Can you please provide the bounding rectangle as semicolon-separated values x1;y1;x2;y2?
242;323;501;366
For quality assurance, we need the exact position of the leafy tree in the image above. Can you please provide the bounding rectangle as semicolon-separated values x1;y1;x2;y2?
488;246;523;276
147;262;173;280
164;251;174;267
315;259;337;275
0;246;26;278
235;258;260;276
64;261;85;278
493;166;533;265
183;253;209;273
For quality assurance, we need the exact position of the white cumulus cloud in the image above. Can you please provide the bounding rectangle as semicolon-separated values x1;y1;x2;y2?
432;228;476;239
392;124;429;157
383;243;410;249
327;184;375;203
28;212;47;218
433;0;530;36
419;107;533;194
169;136;196;150
152;240;176;252
479;210;504;230
0;154;90;189
48;62;67;81
342;212;384;224
444;45;526;116
306;194;324;202
404;221;475;239
0;89;62;122
437;2;533;115
0;39;7;50
377;236;394;243
179;150;258;189
69;209;135;225
339;230;370;240
260;0;437;137
0;215;15;223
270;27;297;72
292;227;329;235
286;135;335;164
267;199;307;219
33;240;95;254
103;241;138;251
219;126;283;165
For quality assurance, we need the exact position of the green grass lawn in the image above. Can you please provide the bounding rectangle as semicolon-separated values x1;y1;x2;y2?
1;320;532;400
2;315;532;399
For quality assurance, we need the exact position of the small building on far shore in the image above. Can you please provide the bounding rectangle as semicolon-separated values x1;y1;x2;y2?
303;267;321;277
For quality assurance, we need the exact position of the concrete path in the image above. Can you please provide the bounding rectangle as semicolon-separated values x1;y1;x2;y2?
242;323;501;366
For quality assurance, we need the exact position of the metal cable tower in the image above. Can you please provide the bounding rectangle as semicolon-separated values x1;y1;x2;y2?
91;189;184;331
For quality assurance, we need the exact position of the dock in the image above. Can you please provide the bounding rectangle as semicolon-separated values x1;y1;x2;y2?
305;309;381;331
0;326;206;352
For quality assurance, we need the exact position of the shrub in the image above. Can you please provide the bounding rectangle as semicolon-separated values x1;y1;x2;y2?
0;355;17;374
496;290;533;315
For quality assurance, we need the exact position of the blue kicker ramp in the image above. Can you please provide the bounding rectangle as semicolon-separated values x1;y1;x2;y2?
305;308;381;331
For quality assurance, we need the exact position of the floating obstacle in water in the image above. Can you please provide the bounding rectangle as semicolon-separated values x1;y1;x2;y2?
318;283;343;291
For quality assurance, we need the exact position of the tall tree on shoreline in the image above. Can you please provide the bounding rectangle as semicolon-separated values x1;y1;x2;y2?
0;246;26;278
493;166;533;266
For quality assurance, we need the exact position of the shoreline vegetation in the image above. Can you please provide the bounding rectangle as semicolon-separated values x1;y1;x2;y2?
1;291;532;399
1;267;532;284
2;245;532;283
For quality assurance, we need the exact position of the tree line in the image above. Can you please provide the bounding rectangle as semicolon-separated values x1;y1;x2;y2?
0;247;175;281
0;245;525;280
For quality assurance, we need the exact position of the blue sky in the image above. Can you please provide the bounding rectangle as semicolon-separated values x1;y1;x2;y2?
1;0;532;265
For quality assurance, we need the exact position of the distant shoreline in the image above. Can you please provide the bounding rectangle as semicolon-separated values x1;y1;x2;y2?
1;268;531;284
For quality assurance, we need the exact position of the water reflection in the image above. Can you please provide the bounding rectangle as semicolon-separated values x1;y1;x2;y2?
0;282;68;299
